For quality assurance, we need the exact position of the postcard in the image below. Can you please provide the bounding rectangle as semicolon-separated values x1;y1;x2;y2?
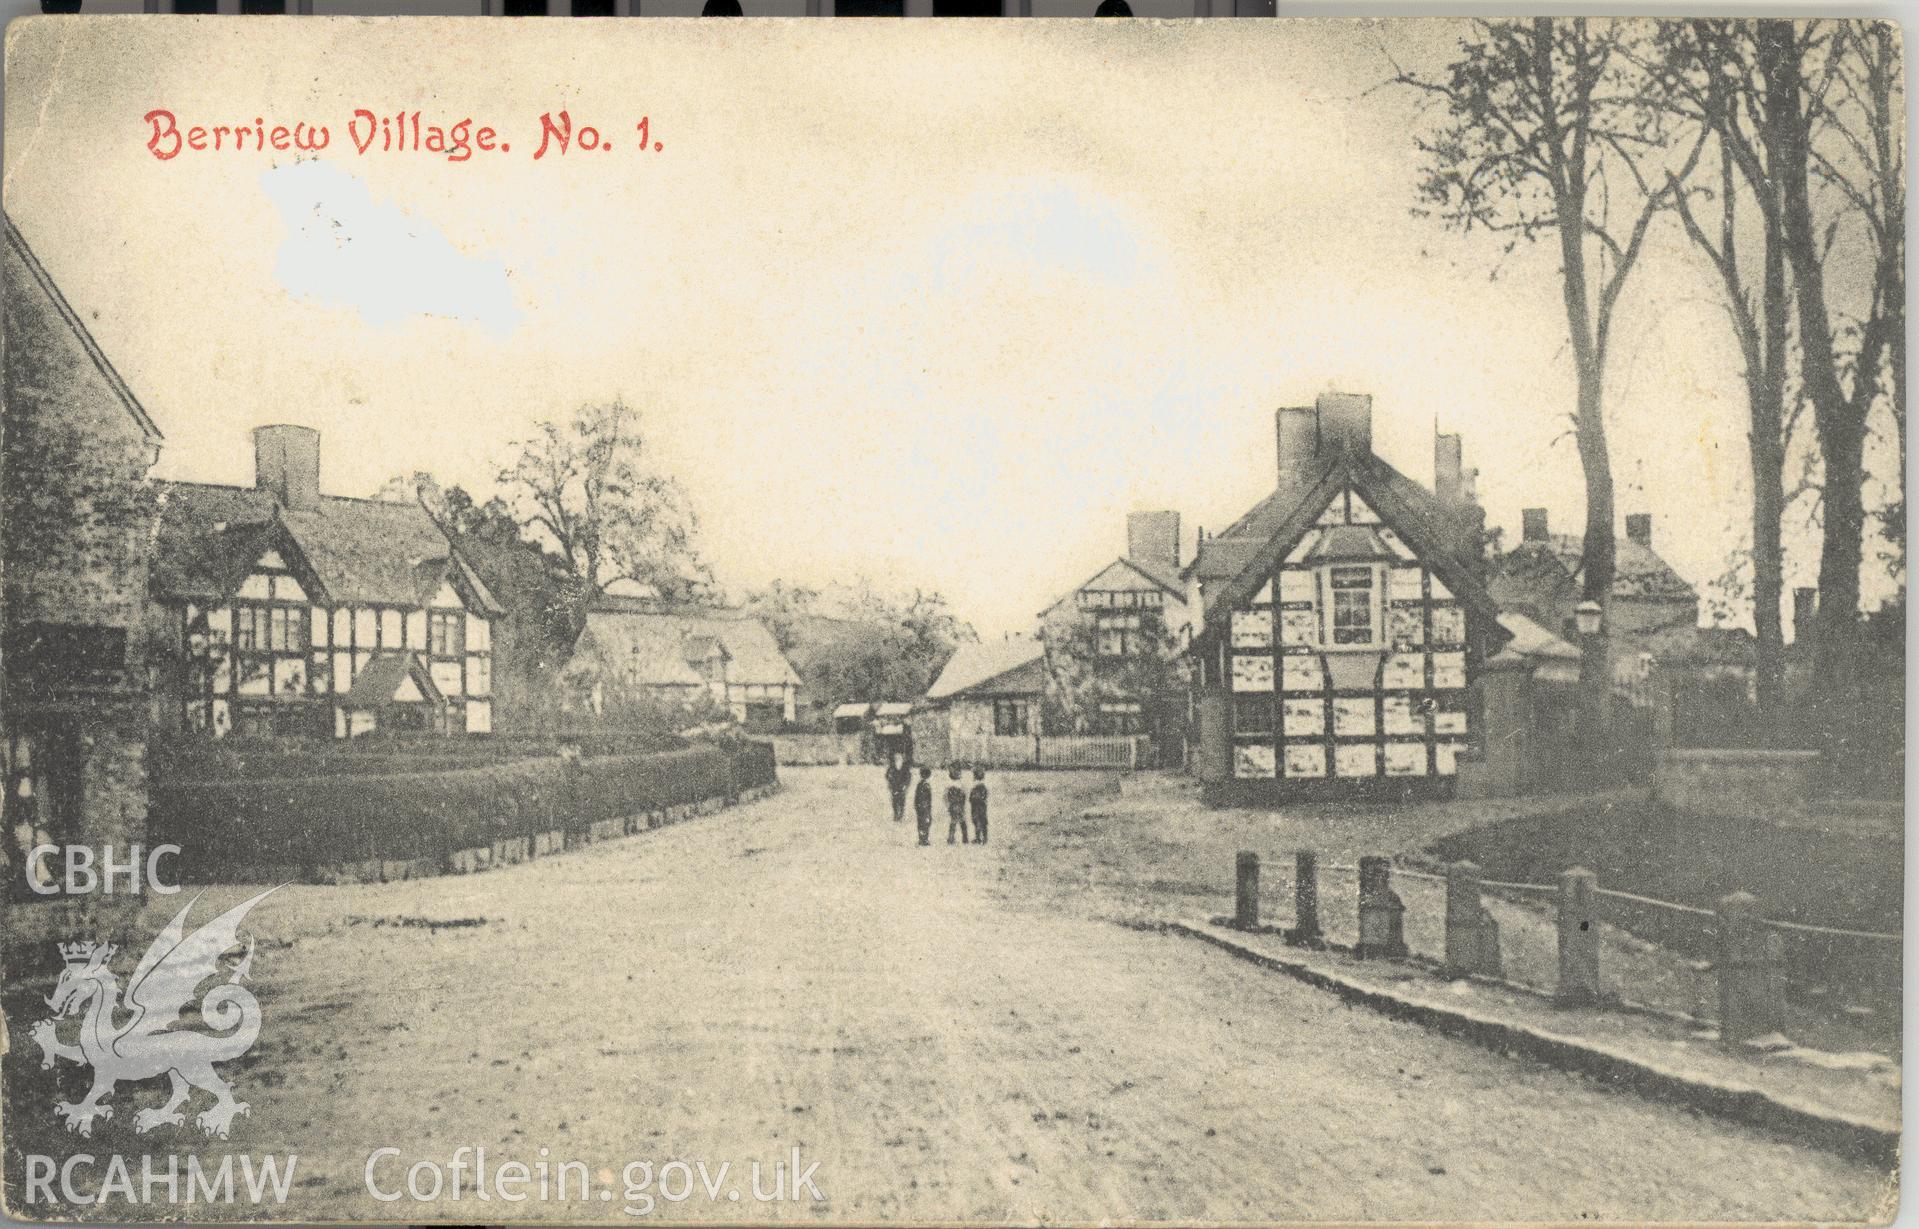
0;12;1903;1225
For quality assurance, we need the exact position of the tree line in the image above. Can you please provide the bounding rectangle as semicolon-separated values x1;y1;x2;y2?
1397;18;1903;746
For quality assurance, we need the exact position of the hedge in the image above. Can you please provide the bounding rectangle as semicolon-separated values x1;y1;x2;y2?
151;739;777;877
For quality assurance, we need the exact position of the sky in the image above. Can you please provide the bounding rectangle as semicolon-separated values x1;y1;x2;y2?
3;15;1892;636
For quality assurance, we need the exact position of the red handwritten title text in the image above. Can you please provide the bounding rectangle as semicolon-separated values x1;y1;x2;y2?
143;110;662;163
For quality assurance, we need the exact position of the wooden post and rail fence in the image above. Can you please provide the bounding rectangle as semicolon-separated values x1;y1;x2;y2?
1227;848;1897;1049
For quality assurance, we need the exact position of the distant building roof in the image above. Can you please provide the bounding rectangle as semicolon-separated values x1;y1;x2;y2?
1491;611;1580;662
151;480;502;615
1504;534;1698;603
578;604;800;690
925;637;1045;701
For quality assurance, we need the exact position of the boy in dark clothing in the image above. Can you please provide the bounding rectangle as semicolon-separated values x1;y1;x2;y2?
912;767;934;846
968;767;988;845
884;754;910;823
945;766;968;845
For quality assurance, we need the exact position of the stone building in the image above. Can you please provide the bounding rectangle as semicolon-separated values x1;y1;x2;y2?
149;425;506;739
2;218;164;931
1186;392;1507;801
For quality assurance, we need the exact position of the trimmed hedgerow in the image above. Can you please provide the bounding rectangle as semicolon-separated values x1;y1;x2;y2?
151;739;776;877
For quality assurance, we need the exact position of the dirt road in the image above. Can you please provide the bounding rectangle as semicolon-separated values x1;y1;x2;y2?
2;767;1895;1222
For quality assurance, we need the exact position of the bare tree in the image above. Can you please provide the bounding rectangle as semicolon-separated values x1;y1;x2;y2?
1397;21;1703;605
1645;21;1795;719
1753;20;1902;722
500;400;709;641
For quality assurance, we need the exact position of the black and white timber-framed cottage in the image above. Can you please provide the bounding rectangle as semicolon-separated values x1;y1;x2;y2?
150;425;506;740
1187;392;1508;802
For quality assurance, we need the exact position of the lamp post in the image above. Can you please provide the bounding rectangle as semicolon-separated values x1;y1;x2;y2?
1574;599;1609;785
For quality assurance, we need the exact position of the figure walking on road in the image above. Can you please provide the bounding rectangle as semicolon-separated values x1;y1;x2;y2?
945;766;969;845
969;767;988;845
913;767;934;846
884;753;910;823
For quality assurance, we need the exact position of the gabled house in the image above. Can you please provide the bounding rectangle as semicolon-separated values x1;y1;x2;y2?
1036;510;1191;737
567;600;801;731
922;635;1048;742
150;425;505;740
1487;509;1700;647
2;217;164;908
1187;392;1507;800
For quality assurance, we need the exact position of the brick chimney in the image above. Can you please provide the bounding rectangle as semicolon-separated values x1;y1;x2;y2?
1624;513;1652;548
1126;510;1181;578
253;424;321;511
1521;508;1549;543
1317;391;1373;457
1275;406;1319;488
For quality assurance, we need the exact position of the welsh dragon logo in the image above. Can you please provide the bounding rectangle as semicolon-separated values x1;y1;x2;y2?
30;888;276;1140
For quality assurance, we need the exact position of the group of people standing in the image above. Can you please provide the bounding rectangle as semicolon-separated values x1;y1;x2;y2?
884;754;988;847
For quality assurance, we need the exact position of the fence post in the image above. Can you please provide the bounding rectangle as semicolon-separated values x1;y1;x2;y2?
1356;856;1407;958
1556;867;1601;1005
1285;850;1323;947
1717;891;1786;1045
1445;860;1500;978
1234;851;1260;930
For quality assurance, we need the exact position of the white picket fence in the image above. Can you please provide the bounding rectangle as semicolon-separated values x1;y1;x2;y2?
950;734;1149;770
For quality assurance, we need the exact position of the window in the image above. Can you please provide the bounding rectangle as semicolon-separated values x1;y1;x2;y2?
503;0;548;12
834;0;904;13
1097;611;1144;657
701;0;743;11
1232;697;1273;735
1098;701;1144;735
992;699;1030;736
240;0;287;11
430;612;463;658
235;604;306;652
7;729;79;901
573;0;616;10
932;0;1000;12
172;0;218;10
1094;0;1133;13
1329;566;1376;646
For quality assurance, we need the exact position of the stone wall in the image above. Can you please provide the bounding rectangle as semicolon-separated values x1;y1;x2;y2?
1;224;161;960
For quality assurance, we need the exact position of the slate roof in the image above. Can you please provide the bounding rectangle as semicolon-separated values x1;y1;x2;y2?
1189;452;1505;651
1189;450;1469;582
924;637;1045;701
578;604;800;690
151;482;503;615
1492;611;1580;662
1499;534;1698;603
342;650;441;707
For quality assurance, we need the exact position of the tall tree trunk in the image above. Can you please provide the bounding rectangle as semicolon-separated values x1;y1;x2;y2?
1759;22;1867;730
1751;179;1790;722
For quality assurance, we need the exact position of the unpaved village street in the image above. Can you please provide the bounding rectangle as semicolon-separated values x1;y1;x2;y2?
2;767;1896;1222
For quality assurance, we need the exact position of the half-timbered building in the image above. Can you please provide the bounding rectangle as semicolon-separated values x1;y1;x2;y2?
150;425;505;739
1186;392;1506;801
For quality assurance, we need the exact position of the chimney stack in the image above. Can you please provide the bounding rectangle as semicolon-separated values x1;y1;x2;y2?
253;424;321;511
1126;510;1181;579
1275;406;1319;489
1624;513;1652;548
1521;508;1549;543
1434;432;1464;507
1792;587;1818;642
1316;391;1373;458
